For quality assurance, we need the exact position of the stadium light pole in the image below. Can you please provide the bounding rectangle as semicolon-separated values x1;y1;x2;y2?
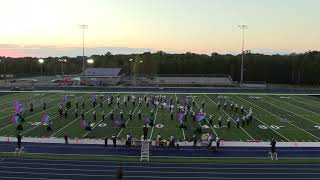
58;59;67;77
238;24;248;87
129;59;134;79
0;60;4;82
38;59;44;76
80;24;88;85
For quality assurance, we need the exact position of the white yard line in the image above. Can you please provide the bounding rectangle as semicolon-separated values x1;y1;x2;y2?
233;96;290;141
190;94;218;137
268;96;320;116
49;95;114;137
205;95;255;140
83;104;120;138
0;93;58;120
258;99;320;141
0;96;63;132
295;96;320;105
291;96;320;110
262;98;319;125
0;93;48;113
0;93;40;108
116;94;147;138
21;94;88;136
21;114;60;135
175;93;186;141
149;95;159;140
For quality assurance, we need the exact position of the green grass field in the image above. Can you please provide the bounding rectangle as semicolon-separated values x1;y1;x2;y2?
0;92;319;142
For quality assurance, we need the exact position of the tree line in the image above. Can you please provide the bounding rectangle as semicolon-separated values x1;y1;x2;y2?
0;51;319;85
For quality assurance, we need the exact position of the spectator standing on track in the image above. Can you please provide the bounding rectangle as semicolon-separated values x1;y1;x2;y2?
126;133;132;148
192;133;198;148
216;136;221;150
64;135;68;144
104;137;108;147
15;133;24;156
112;134;117;147
17;133;22;150
270;138;278;160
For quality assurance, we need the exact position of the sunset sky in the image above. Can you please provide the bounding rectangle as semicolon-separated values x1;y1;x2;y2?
0;0;319;57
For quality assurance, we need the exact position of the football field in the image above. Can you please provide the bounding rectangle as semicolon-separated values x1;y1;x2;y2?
0;92;319;142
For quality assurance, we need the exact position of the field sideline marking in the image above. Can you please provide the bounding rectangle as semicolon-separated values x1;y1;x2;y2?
175;93;186;141
3;90;320;96
0;177;63;180
262;97;320;126
0;170;111;177
190;94;218;137
257;99;320;141
49;95;115;137
235;96;290;141
268;96;320;116
149;94;159;140
2;165;320;175
205;95;255;140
